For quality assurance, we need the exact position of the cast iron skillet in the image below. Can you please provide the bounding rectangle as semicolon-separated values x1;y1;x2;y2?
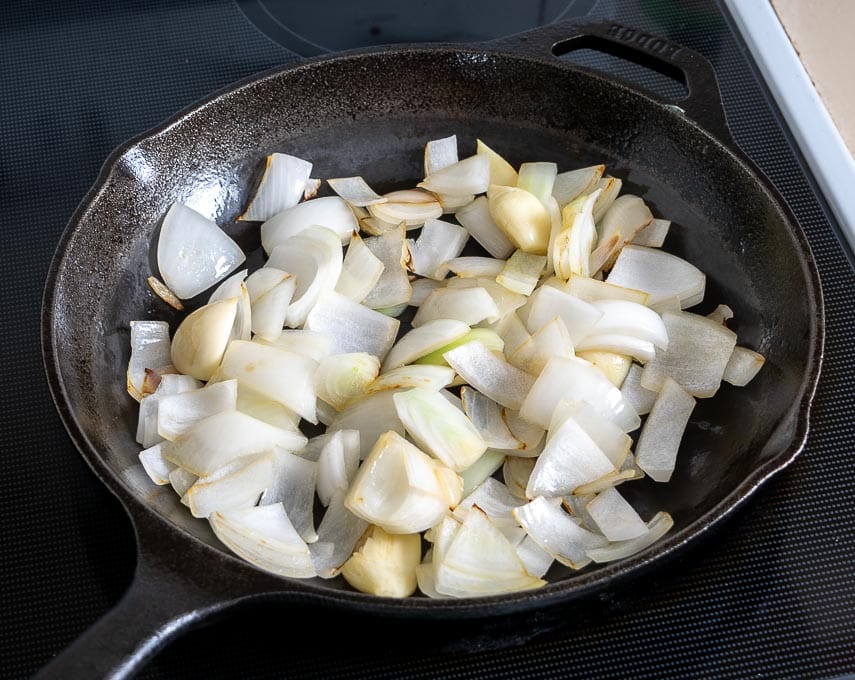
39;20;823;679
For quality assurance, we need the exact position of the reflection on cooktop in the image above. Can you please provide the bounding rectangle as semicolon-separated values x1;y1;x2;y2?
237;0;597;56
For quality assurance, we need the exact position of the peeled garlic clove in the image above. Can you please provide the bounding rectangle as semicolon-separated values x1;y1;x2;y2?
341;525;422;598
170;298;238;380
487;185;551;255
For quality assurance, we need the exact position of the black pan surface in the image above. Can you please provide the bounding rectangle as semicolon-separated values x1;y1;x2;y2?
40;20;822;679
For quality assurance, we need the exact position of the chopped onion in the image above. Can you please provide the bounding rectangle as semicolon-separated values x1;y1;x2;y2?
631;217;670;247
362;226;412;308
515;536;554;578
517;162;557;206
591;176;622;222
424;134;458;176
503;456;535;499
635;377;696;482
586;511;673;563
314;352;380;410
575;350;632;387
209;270;252;341
597;195;653;267
566;275;649;306
240;153;312;221
304;178;322;200
490;312;530;356
707;304;735;325
508;316;574;376
166;409;307;476
460;387;519;450
327;176;386;206
431;507;545;597
552;165;604;207
454;477;523;527
157;378;237;441
580;299;669;349
169;467;198;499
446;256;506;278
476;139;519;186
459;449;505;496
553;190;599;279
261;196;358;250
419;154;490;195
496;250;547;296
219;340;317;423
513;496;608;569
157;202;246;299
305;289;399;361
520;356;640;432
525;285;602;343
526;414;616;498
366;364;455;397
723;345;766;387
368;189;442;227
382;319;469;371
317;430;360;506
407;218;468;280
139;443;176;485
344;431;462;534
444;341;535;410
586;487;647;541
394;387;486;471
409;278;443;306
455;196;515;259
328;391;405;458
185;451;275;518
619;363;658;415
245;268;295;341
256;329;335;363
411;287;499;327
336;231;385;303
606;245;706;308
548;399;631;468
503;409;545;456
267;225;343;327
259;449;318;543
643;311;737;397
210;504;315;578
127;320;171;401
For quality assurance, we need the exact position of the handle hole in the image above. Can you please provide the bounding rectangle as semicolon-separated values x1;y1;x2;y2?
552;35;688;99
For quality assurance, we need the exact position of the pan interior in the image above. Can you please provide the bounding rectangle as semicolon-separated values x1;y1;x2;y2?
48;49;816;595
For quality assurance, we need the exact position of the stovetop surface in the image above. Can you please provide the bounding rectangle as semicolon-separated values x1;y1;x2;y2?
3;1;854;678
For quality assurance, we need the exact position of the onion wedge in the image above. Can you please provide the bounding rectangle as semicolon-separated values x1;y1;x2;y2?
362;226;412;309
585;487;647;541
328;391;405;459
157;202;246;299
524;285;602;343
157;379;238;441
368;189;442;228
165;409;307;476
344;431;462;534
586;511;674;563
411;287;500;327
127;321;171;401
209;270;251;341
418;154;490;195
407;218;468;280
314;353;380;410
382;319;470;371
455;196;515;259
394;387;487;471
552;165;604;207
513;496;608;569
724;346;765;386
635;377;695;482
245;268;295;342
259;449;318;543
305;289;400;361
261;196;358;250
606;245;706;308
327;176;386;207
311;489;371;578
444;341;535;411
240;153;312;221
185;452;275;518
219;340;317;423
335;231;384;303
631;217;670;247
496;250;547;296
424;134;458;176
210;504;315;578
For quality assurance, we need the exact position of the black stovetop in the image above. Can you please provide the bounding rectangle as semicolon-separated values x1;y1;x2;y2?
3;1;854;678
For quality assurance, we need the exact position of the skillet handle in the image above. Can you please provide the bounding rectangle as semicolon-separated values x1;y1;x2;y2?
491;20;734;146
33;515;245;679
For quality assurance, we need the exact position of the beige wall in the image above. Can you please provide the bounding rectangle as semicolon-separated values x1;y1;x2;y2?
772;0;855;156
